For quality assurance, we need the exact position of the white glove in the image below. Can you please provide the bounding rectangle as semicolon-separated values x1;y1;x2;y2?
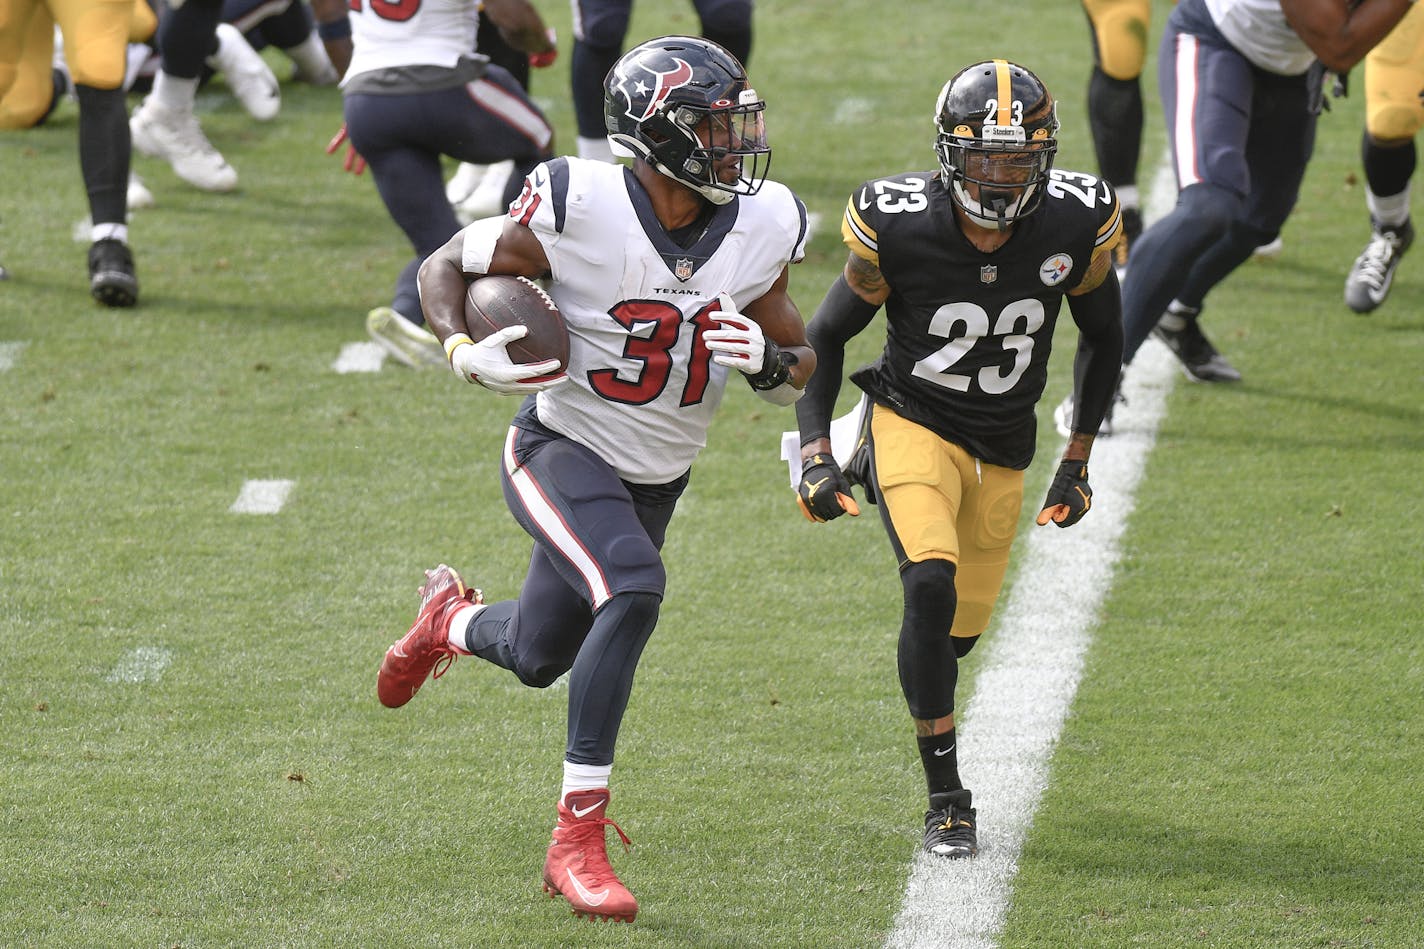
447;326;567;394
702;293;767;375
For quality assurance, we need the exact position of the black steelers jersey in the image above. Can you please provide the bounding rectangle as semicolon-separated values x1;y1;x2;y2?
842;168;1121;469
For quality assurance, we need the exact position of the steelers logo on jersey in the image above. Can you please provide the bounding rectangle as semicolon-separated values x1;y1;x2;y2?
1039;253;1073;286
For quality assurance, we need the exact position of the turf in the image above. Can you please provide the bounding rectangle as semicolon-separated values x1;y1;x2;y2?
2;1;1422;946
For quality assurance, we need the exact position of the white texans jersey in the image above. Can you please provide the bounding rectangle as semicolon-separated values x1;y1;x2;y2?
489;157;808;484
344;0;479;82
1204;0;1315;75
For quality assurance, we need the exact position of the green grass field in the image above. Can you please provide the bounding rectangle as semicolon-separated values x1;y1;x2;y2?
3;1;1423;945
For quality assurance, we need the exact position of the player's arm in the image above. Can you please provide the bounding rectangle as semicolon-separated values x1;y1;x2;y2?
309;0;353;78
1281;0;1414;74
788;253;886;523
796;252;888;460
740;266;816;389
417;217;558;392
481;0;558;61
1062;247;1125;451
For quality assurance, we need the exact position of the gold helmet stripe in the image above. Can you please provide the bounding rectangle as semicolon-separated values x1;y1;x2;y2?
993;59;1012;126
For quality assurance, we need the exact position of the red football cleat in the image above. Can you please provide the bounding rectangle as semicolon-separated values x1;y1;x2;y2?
541;789;637;923
376;564;481;708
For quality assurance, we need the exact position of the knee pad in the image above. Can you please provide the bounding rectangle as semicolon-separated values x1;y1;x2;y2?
1177;182;1243;236
901;559;958;631
1085;0;1149;80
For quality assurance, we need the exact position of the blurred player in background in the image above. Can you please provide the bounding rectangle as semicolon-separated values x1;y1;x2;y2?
1082;0;1150;267
1099;0;1414;389
316;0;555;368
794;60;1123;860
130;0;270;192
446;0;560;224
0;0;155;305
1343;3;1421;313
379;36;812;921
568;0;752;161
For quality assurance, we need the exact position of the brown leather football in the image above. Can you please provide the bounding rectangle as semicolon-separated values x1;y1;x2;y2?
463;275;569;378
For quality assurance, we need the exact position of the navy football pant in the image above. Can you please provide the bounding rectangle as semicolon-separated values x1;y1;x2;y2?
344;68;551;323
1121;0;1316;362
462;404;684;766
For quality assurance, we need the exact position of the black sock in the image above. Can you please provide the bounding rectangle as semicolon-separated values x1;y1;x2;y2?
917;728;962;800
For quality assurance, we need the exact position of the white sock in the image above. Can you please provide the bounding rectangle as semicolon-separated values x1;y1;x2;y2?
445;602;486;654
1116;183;1140;211
285;34;335;81
576;135;616;163
1366;184;1412;229
150;72;198;113
562;761;612;800
91;222;128;244
1159;300;1198;329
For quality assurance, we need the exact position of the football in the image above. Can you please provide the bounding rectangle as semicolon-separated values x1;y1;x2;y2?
463;275;570;378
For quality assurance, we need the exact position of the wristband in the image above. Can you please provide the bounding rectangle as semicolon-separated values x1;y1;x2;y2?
317;17;352;41
443;332;474;363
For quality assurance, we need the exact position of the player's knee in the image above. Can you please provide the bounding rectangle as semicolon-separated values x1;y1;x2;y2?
952;634;980;659
1367;103;1424;144
1178;183;1242;236
900;559;957;622
606;535;666;598
68;44;127;90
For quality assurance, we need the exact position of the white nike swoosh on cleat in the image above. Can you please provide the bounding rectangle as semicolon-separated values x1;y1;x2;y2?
391;644;408;659
565;868;609;906
570;800;604;819
933;744;955;757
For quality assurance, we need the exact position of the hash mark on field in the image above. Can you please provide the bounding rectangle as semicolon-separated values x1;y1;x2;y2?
0;341;28;371
105;646;173;683
332;342;386;373
888;155;1179;948
231;479;295;514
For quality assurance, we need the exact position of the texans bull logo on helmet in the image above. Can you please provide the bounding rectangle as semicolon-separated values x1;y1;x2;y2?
615;58;695;122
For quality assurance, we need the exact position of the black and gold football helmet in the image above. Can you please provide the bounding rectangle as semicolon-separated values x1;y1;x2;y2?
604;35;771;205
934;60;1059;230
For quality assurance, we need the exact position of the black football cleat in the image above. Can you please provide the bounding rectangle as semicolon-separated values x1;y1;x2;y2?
1151;305;1240;383
88;238;138;308
923;791;978;859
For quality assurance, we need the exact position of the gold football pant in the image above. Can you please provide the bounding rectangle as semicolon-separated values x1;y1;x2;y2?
870;403;1024;641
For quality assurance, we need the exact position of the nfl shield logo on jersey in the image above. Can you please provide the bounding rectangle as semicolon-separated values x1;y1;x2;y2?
675;257;695;281
979;264;998;284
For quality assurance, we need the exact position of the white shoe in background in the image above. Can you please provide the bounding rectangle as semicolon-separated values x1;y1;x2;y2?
209;23;280;121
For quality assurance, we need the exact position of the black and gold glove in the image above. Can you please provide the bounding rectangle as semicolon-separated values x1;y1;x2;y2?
797;454;861;523
1036;459;1092;528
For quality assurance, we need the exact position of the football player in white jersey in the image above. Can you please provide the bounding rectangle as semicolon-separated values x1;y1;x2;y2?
316;0;555;369
376;36;813;923
1108;0;1412;387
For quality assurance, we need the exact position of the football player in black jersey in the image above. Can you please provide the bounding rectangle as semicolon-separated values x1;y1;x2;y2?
793;60;1124;859
1082;0;1152;266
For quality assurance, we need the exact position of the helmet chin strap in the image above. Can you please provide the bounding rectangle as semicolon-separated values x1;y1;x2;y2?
984;190;1013;232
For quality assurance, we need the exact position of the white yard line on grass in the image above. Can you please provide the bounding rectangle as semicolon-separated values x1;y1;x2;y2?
230;479;295;514
887;159;1178;948
105;646;174;684
0;341;28;371
332;341;386;374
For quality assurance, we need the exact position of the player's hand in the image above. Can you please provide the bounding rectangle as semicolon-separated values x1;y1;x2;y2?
529;27;558;68
704;296;769;375
797;453;861;522
448;326;566;394
325;123;366;176
1036;459;1092;528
